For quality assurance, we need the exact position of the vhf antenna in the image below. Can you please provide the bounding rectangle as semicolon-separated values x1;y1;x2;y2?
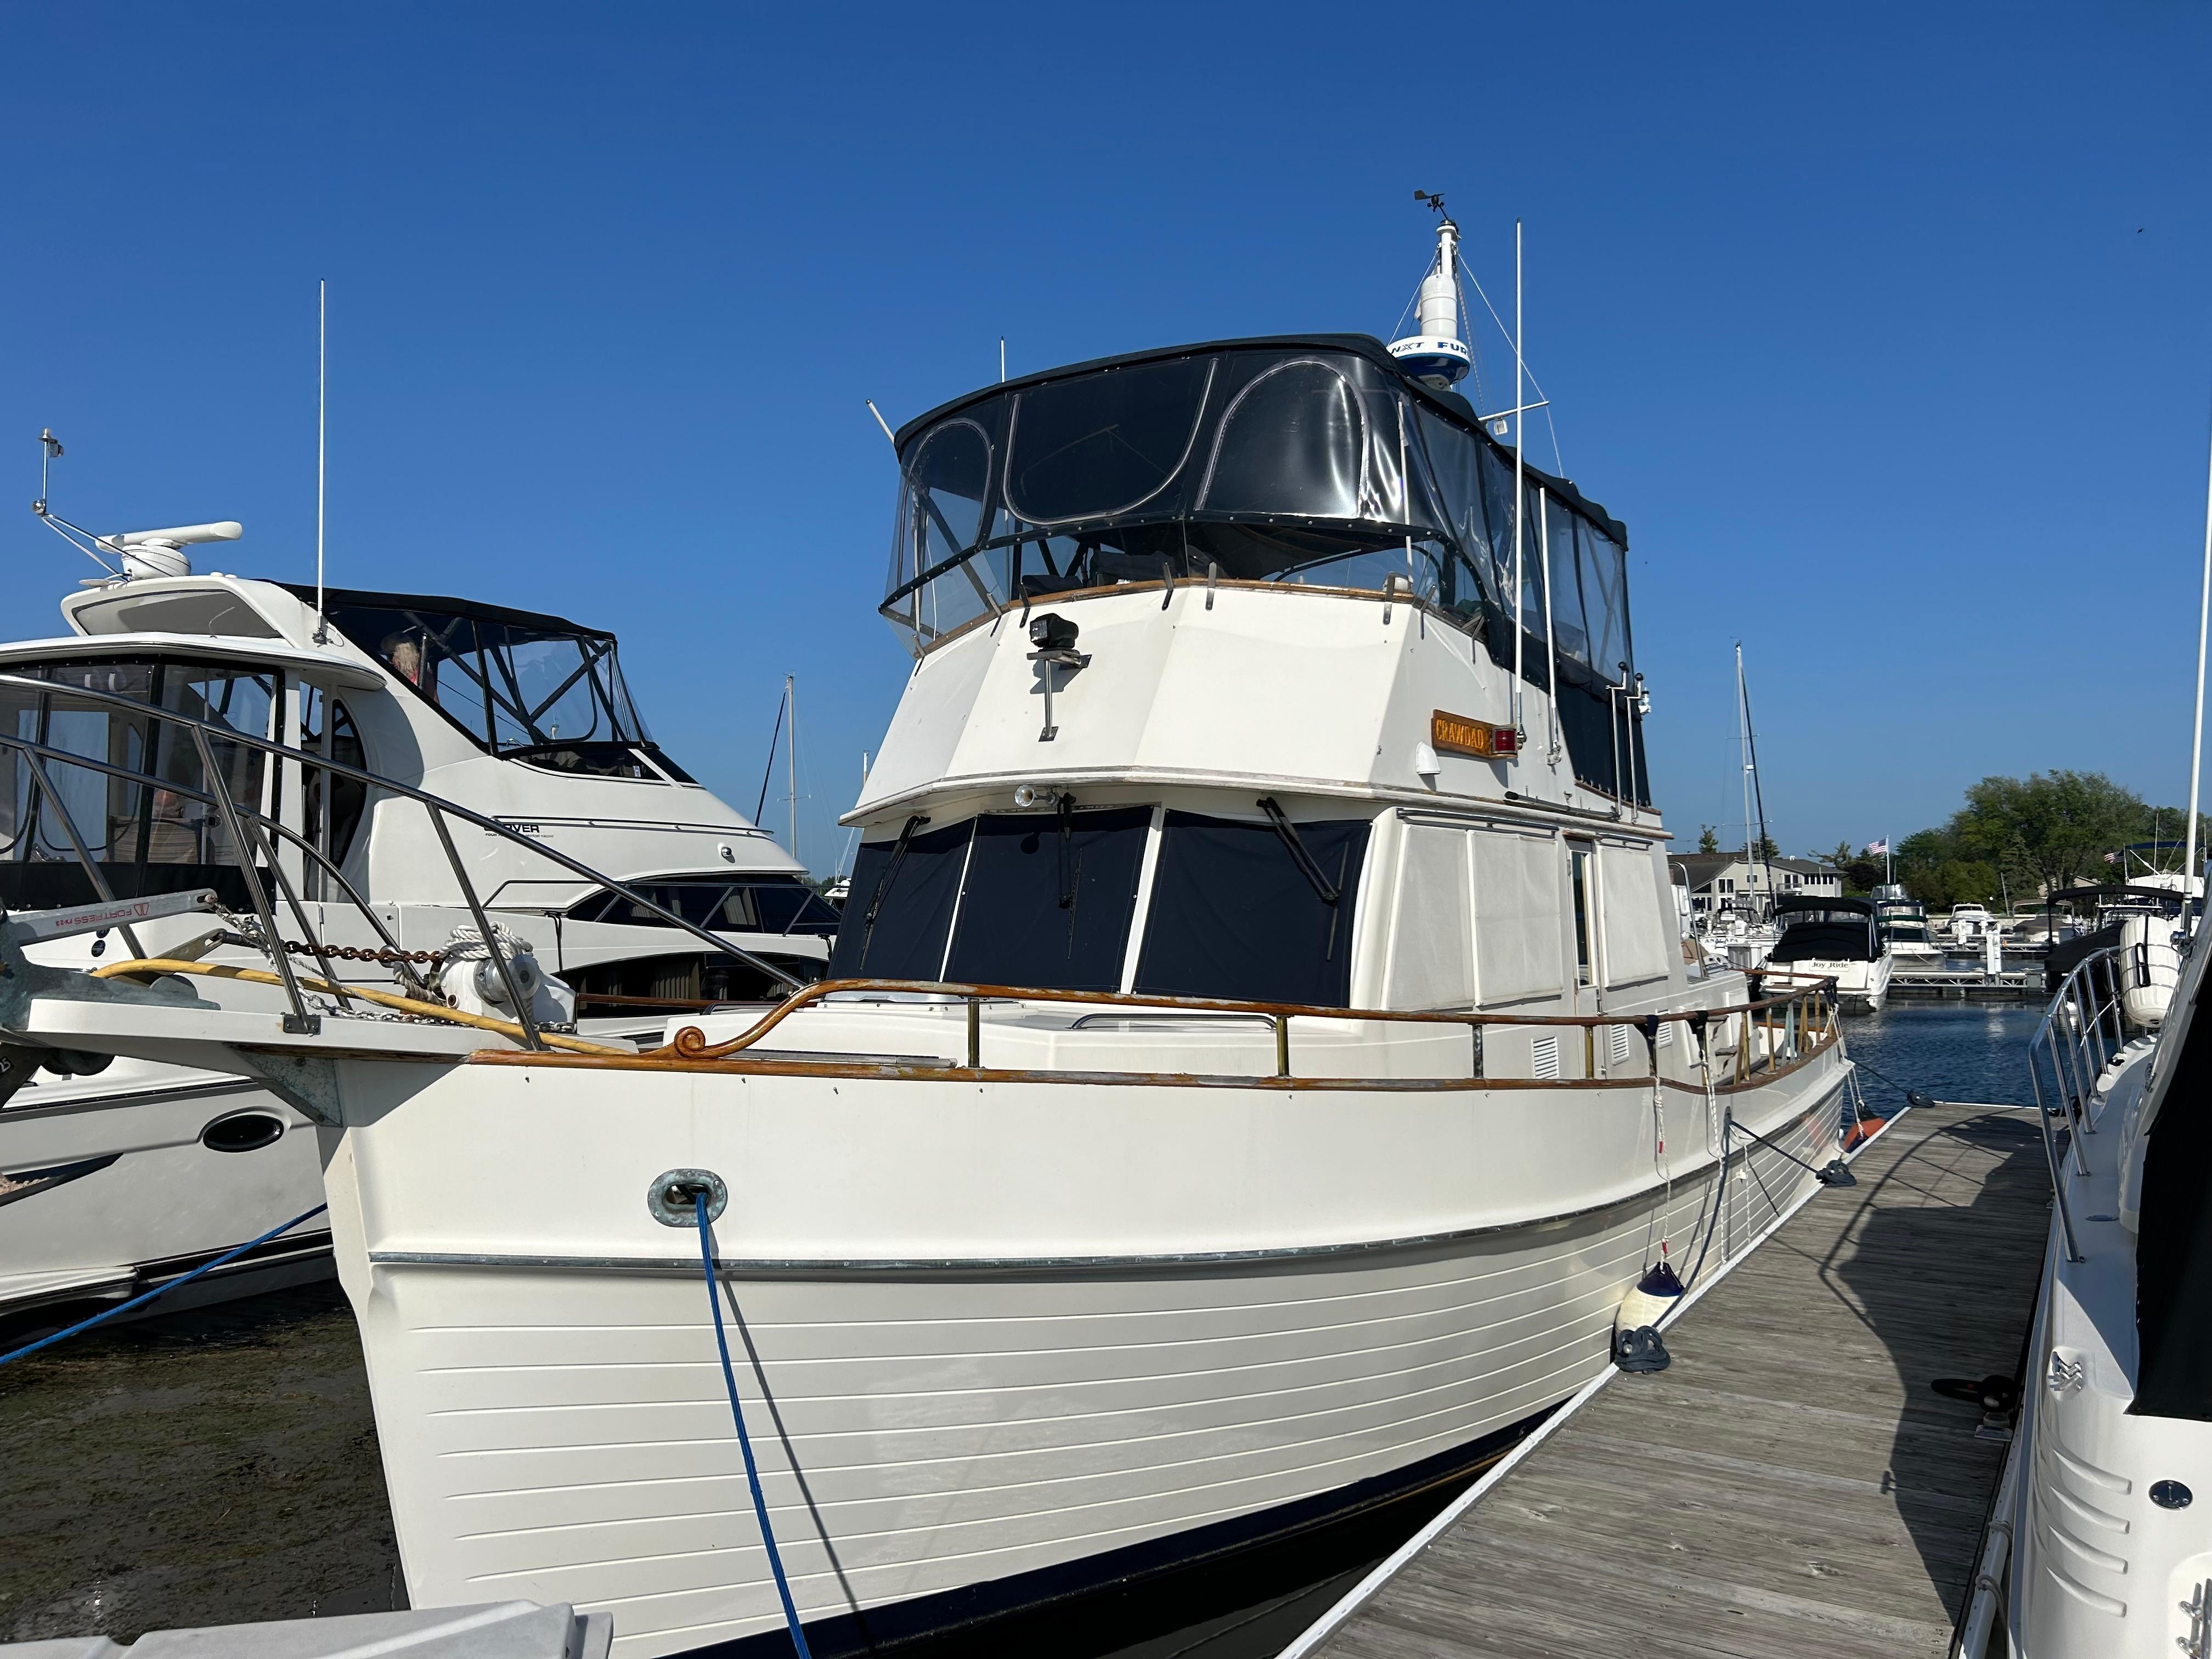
30;428;122;577
35;428;61;515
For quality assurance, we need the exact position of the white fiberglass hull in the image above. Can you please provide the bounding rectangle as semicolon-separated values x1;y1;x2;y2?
0;1061;329;1324
2011;1037;2212;1656
1781;953;1893;1014
314;1051;1846;1656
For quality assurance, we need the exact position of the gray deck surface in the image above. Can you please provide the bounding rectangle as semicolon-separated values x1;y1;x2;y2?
1308;1102;2050;1659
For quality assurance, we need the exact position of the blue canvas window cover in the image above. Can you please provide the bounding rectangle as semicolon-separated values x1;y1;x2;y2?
885;335;1647;803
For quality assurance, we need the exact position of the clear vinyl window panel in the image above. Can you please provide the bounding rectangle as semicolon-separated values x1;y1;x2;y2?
316;597;656;772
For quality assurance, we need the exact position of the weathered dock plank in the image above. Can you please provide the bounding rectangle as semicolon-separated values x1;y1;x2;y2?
1299;1103;2048;1659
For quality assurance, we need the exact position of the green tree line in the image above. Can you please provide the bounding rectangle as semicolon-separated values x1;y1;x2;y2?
1850;771;2208;909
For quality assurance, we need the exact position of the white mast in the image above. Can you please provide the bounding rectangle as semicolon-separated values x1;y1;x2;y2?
1511;219;1525;735
315;279;328;643
2188;400;2212;917
1736;644;1756;902
786;673;800;868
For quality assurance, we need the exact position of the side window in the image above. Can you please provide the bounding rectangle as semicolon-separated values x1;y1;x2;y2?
302;692;367;872
1133;810;1369;1007
1568;840;1595;988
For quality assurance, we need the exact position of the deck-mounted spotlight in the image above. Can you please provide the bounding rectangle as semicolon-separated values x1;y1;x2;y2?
1026;613;1090;743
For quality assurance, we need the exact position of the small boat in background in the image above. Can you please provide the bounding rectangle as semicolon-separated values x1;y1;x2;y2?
1767;895;1892;1013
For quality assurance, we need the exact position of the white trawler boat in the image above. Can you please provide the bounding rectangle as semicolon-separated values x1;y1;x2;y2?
0;528;832;1329
1;213;1855;1655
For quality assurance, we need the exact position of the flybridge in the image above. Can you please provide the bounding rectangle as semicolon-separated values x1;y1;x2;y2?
884;334;1647;804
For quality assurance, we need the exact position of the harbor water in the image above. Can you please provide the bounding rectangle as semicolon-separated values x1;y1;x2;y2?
0;1001;2046;1655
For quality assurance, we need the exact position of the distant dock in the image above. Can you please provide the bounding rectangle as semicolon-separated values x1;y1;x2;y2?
1283;1101;2048;1659
1890;968;2045;1002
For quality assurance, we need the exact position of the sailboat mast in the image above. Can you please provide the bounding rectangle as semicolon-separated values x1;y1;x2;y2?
786;673;800;868
2187;397;2212;921
314;279;328;644
1736;644;1754;900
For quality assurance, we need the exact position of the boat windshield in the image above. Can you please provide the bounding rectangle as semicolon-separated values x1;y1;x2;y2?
884;341;1649;804
301;588;667;776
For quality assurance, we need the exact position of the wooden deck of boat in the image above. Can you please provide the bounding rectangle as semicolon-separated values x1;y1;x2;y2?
1298;1102;2051;1659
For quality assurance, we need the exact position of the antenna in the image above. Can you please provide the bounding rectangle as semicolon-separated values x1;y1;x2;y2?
2188;387;2212;919
315;279;328;642
35;428;61;514
1000;338;1007;382
864;400;897;448
786;673;800;868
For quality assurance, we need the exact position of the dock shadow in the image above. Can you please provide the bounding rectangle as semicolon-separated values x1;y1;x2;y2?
1826;1111;2047;1616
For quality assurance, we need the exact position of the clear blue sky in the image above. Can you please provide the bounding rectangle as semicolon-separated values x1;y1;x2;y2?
5;4;2209;870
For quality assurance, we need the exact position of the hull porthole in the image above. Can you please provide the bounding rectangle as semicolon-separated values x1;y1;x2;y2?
200;1110;287;1154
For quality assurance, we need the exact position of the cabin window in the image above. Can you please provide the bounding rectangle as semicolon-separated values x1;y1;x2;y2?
300;689;367;876
1133;810;1369;1007
571;876;840;938
1569;842;1595;987
1472;827;1564;1003
943;808;1151;991
0;658;290;911
828;819;975;980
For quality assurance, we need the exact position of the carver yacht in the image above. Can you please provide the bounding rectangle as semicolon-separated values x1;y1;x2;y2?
0;213;1856;1656
0;545;833;1329
1996;900;2212;1655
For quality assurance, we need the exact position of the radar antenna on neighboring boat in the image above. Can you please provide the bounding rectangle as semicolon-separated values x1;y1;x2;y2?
1388;191;1472;387
28;429;241;583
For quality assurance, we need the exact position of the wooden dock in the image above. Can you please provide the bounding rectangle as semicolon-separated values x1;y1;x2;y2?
1288;1102;2051;1659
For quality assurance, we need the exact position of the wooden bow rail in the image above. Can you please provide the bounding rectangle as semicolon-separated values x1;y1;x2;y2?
601;972;1844;1093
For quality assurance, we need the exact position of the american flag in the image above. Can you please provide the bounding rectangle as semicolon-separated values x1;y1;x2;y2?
1865;839;1887;855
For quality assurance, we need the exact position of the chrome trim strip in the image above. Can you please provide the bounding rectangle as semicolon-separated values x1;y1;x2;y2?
0;1076;253;1123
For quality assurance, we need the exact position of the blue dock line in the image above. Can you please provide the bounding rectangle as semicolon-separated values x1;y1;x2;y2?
0;1201;329;1369
696;1191;814;1658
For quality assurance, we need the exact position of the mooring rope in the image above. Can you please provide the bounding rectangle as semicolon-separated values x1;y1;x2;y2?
693;1192;814;1658
0;1202;329;1369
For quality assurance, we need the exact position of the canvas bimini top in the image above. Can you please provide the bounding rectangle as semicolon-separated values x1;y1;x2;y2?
884;333;1649;803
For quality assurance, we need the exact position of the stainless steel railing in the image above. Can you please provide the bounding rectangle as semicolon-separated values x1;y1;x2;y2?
2025;944;2135;1263
0;671;804;1047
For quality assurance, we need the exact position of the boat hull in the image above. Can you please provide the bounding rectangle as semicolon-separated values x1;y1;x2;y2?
314;1051;1847;1656
0;1065;331;1328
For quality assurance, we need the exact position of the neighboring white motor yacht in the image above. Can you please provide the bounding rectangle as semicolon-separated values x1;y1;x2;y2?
0;216;1857;1656
1765;895;1892;1013
1873;886;1943;963
1995;921;2212;1656
1943;901;1999;950
0;562;833;1329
